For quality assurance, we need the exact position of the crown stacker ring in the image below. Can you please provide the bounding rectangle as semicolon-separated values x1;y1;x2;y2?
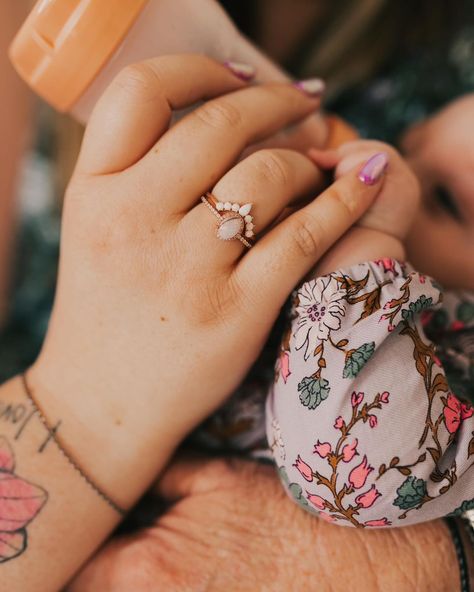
201;192;255;249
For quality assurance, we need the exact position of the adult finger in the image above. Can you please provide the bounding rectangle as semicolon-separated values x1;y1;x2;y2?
77;55;254;175
182;149;323;266
136;79;324;211
235;152;389;312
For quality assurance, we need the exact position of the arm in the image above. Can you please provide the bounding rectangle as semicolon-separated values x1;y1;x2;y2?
266;226;474;527
69;455;461;592
0;53;387;589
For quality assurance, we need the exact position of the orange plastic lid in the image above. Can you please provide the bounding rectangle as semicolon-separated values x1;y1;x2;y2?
9;0;148;112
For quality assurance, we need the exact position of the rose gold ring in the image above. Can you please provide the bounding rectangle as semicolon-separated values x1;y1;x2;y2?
201;192;255;249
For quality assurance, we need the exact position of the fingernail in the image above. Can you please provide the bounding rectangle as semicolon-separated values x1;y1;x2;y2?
294;78;326;97
358;152;389;185
224;61;256;81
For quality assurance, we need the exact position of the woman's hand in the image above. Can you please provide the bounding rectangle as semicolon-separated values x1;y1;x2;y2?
69;455;460;592
31;54;386;508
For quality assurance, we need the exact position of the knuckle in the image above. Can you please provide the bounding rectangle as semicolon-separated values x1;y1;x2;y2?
252;150;293;187
194;99;243;130
290;213;323;258
114;62;162;100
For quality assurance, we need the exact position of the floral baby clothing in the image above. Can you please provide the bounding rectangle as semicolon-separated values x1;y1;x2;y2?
266;259;474;528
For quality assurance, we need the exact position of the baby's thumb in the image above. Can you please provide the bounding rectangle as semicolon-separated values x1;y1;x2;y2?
307;147;340;170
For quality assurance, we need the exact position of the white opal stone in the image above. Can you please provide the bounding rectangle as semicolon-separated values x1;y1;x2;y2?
231;203;240;212
239;204;252;216
244;215;253;223
246;222;254;231
245;230;254;238
217;215;244;240
216;202;224;211
224;202;232;211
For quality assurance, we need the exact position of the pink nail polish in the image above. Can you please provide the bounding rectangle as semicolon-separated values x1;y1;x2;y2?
358;153;389;185
294;78;326;97
224;61;256;81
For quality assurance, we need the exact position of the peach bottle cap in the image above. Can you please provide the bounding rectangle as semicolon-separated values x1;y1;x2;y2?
9;0;148;112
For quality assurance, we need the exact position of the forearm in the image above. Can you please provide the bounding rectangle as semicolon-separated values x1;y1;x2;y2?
310;515;459;591
0;374;179;591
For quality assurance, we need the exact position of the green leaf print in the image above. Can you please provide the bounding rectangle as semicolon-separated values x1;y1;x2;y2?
401;295;433;323
278;467;311;510
457;301;474;323
448;499;474;517
393;476;427;510
343;342;375;379
298;377;330;410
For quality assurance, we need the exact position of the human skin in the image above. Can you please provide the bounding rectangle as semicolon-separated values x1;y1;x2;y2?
68;113;458;592
0;54;388;590
69;455;459;592
401;95;474;291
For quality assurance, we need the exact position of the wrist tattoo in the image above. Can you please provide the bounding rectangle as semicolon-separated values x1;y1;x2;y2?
20;374;126;516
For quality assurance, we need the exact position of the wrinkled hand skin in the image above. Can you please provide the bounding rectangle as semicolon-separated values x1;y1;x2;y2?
69;457;459;592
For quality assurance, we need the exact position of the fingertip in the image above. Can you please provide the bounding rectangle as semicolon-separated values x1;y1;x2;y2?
357;152;389;186
307;147;340;169
223;61;257;82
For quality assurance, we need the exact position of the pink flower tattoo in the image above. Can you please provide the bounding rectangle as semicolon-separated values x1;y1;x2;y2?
0;437;48;564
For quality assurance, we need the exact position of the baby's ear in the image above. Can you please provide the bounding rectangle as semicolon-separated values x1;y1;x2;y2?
307;147;340;170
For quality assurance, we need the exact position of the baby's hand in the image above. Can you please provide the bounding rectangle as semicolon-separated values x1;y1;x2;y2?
309;140;420;241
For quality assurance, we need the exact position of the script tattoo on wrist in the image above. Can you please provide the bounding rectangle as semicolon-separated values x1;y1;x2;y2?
0;436;48;564
0;399;60;453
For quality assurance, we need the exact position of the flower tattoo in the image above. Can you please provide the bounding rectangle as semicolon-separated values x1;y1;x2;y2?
0;436;48;564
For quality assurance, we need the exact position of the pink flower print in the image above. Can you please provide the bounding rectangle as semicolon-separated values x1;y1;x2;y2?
443;393;474;434
419;275;426;284
380;391;390;404
293;455;313;482
348;455;373;489
313;441;332;459
451;320;465;331
307;493;326;510
351;391;364;407
375;258;398;275
342;439;358;463
334;416;345;430
279;351;291;383
368;415;378;428
364;517;391;527
355;485;381;509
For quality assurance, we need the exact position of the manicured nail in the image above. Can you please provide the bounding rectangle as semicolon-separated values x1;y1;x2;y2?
224;61;256;81
294;78;326;97
358;152;389;185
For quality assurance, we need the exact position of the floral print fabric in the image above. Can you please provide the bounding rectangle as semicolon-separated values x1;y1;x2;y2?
266;260;474;527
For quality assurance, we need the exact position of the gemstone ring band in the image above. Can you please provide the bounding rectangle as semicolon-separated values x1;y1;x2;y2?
201;192;255;249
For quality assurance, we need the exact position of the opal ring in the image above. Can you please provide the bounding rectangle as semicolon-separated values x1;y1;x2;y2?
201;192;255;249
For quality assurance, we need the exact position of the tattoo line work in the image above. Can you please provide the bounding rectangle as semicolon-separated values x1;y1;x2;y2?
0;436;48;564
